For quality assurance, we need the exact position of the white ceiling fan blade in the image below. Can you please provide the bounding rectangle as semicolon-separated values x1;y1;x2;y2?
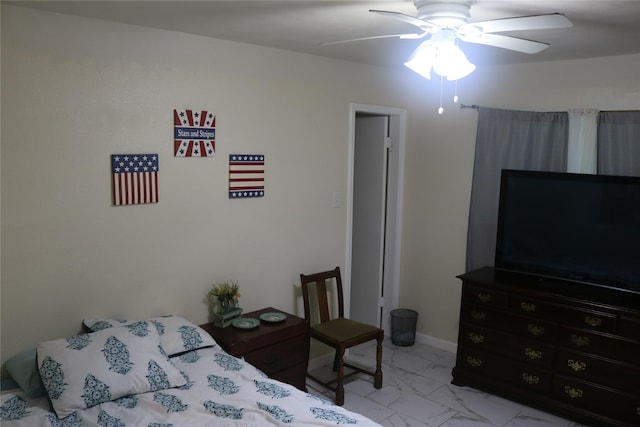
469;13;572;34
459;33;550;54
322;31;427;46
369;9;439;32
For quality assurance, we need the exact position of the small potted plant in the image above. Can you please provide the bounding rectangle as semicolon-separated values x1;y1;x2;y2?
209;280;241;315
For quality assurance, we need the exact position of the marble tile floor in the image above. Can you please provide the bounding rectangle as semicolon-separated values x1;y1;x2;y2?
306;339;588;427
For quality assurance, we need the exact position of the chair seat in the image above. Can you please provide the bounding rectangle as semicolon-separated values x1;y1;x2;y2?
311;317;380;343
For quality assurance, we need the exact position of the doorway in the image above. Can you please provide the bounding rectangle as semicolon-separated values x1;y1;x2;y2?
346;103;406;332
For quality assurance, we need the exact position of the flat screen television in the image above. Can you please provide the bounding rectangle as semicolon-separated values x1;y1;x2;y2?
494;170;640;295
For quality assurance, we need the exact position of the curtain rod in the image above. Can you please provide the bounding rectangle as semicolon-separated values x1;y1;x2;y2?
459;104;638;113
460;103;479;111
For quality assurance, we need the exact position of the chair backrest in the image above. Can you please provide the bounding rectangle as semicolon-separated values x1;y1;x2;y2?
300;266;345;324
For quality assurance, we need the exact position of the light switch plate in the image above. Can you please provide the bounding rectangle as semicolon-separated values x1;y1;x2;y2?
332;192;343;208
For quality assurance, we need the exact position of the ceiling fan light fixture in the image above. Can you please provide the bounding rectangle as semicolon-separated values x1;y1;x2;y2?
404;37;475;81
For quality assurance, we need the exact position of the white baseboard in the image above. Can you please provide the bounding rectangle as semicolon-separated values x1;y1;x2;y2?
413;332;458;354
307;333;458;370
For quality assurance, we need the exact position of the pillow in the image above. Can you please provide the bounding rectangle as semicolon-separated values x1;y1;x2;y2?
83;315;216;356
5;349;46;398
37;324;186;418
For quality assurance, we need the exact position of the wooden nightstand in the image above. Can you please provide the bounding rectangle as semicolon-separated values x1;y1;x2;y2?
200;307;310;391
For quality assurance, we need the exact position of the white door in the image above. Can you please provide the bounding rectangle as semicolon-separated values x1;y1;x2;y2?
350;115;389;328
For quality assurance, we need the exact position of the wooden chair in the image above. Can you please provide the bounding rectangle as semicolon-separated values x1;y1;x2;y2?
300;266;383;405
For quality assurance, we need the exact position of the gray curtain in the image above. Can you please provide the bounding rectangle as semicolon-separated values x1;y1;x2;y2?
597;110;640;176
465;108;568;272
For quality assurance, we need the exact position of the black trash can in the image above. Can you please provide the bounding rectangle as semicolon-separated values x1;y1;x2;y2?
390;309;418;346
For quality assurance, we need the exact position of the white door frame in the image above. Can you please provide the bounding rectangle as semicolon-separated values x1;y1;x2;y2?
344;103;406;331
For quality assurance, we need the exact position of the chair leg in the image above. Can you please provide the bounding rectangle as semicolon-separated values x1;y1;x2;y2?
335;349;345;406
332;351;339;372
374;334;383;389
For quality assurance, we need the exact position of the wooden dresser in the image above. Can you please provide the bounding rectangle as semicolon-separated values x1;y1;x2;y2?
452;267;640;427
200;307;310;391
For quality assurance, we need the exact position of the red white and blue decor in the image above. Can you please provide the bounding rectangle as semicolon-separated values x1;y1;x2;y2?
111;154;159;206
229;154;265;199
173;109;216;157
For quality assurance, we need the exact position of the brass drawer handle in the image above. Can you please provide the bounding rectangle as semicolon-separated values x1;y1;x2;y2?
471;310;487;321
469;333;485;344
520;302;536;312
524;348;543;360
527;323;545;336
522;373;540;385
564;386;583;399
570;334;590;347
477;292;492;303
466;356;482;367
568;359;587;372
584;316;603;327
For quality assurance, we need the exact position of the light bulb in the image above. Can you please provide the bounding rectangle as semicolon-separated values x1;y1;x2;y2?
432;44;475;80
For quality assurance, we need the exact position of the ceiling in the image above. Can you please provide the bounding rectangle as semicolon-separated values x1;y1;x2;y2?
9;0;640;70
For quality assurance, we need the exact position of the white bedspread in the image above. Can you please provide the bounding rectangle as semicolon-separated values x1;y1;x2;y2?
1;346;381;426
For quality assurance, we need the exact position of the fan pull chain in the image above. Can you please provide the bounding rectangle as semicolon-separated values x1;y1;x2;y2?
438;76;444;115
453;80;459;103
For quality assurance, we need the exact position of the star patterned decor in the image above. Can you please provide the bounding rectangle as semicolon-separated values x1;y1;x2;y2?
111;154;159;206
229;154;265;199
173;109;216;157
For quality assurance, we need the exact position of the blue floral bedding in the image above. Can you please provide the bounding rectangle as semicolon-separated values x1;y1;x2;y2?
1;346;381;426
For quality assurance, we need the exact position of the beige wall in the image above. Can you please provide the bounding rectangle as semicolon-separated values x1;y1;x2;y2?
2;4;639;367
0;4;414;365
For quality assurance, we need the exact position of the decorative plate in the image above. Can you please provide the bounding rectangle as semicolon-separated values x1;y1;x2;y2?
259;312;286;323
231;317;260;330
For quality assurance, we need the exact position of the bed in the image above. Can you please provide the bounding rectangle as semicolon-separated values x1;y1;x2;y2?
1;315;381;426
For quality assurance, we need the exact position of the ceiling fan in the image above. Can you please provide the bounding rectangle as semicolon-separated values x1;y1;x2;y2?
326;0;572;81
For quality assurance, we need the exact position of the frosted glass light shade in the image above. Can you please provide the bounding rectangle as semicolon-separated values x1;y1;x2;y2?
404;43;437;79
404;39;475;81
432;43;475;80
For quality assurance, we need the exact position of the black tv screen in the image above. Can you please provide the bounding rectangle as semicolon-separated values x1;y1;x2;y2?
495;170;640;294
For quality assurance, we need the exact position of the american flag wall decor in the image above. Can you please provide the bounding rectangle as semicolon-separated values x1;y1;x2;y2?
111;154;159;206
173;109;216;157
229;154;265;199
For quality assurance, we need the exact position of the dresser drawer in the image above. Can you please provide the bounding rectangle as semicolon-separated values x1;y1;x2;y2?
556;348;640;394
558;327;640;363
462;285;509;308
461;324;554;367
243;334;309;376
619;316;640;340
461;305;557;342
510;297;617;333
270;361;308;391
560;308;617;333
457;347;552;393
553;376;640;425
462;305;511;329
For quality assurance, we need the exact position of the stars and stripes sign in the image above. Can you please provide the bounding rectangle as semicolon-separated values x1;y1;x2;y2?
173;109;216;157
229;154;265;199
111;154;159;206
